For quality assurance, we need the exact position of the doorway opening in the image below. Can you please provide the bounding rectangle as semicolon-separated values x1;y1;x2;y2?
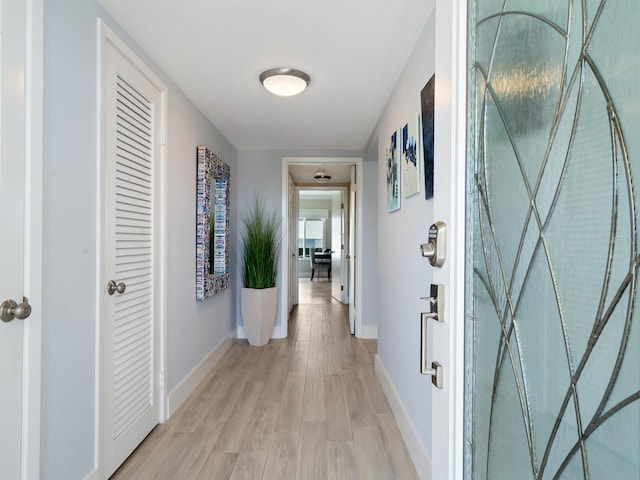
297;188;346;306
281;157;363;337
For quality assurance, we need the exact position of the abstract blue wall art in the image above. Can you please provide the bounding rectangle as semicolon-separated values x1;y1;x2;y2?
402;113;420;198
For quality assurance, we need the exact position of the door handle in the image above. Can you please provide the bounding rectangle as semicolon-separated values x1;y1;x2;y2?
107;280;126;295
420;311;443;388
420;284;444;322
420;283;444;388
1;297;32;322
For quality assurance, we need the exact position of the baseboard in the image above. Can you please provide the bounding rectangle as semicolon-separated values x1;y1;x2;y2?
84;468;98;480
357;324;378;339
166;335;233;417
237;324;286;340
375;354;431;480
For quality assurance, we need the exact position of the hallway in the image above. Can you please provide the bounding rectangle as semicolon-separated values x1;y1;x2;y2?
111;299;418;479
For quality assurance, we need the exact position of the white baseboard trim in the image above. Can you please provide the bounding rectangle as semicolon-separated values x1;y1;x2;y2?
166;335;233;417
84;468;98;480
375;354;431;480
357;324;378;339
237;324;286;340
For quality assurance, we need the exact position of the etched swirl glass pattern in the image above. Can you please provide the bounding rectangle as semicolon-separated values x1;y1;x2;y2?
467;1;640;478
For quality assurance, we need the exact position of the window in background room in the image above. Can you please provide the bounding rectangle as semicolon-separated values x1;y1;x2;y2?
298;218;325;257
298;208;329;257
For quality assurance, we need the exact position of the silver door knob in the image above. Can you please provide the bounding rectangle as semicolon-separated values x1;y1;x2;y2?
1;297;32;322
107;280;126;295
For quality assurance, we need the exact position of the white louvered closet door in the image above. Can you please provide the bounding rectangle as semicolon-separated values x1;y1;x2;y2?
101;30;165;479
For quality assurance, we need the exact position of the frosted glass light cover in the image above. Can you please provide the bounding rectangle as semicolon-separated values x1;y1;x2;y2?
262;75;307;96
260;68;310;96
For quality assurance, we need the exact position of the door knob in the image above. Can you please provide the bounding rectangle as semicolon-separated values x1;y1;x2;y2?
107;280;126;295
1;297;32;322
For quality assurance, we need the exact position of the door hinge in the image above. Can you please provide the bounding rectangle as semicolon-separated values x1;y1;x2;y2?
341;285;344;291
341;203;344;209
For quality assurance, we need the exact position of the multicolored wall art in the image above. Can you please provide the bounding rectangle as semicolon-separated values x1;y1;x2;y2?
196;146;230;300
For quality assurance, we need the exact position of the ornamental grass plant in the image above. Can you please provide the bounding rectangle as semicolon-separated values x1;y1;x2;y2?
240;196;282;289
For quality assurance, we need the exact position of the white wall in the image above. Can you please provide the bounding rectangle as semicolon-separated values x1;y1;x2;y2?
165;84;238;394
367;13;436;477
42;2;237;478
236;150;379;333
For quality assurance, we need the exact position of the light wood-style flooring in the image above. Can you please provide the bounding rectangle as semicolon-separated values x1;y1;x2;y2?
298;277;340;305
111;281;418;479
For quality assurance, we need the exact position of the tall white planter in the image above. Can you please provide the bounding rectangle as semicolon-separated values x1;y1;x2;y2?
241;286;278;346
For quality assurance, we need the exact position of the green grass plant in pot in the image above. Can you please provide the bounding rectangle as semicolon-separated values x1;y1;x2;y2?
240;196;282;346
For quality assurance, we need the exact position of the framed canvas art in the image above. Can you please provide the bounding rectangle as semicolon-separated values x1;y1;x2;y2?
386;130;400;212
402;113;420;197
421;74;435;199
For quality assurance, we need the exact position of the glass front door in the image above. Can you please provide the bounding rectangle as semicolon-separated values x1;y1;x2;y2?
466;1;640;478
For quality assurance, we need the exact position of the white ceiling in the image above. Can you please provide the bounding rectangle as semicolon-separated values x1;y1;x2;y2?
99;0;434;151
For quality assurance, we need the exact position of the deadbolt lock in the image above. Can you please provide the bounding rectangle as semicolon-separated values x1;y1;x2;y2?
420;221;446;267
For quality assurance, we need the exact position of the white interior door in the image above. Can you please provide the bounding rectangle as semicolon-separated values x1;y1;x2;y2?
0;0;42;478
100;24;165;479
288;175;298;311
330;190;343;301
348;166;356;334
0;2;27;478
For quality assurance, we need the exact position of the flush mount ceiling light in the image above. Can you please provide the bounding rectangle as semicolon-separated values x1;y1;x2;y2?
314;170;332;183
259;68;311;96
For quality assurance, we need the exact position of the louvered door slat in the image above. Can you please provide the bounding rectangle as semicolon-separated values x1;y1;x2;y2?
116;108;152;139
116;158;151;178
112;73;154;440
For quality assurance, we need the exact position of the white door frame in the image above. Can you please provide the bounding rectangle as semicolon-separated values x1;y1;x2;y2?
431;0;467;479
295;186;348;302
95;20;168;478
16;1;43;478
281;157;363;337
